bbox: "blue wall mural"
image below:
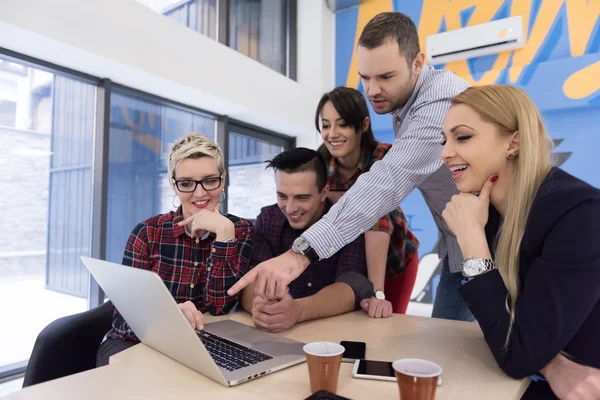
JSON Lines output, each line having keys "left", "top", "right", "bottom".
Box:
{"left": 336, "top": 0, "right": 600, "bottom": 309}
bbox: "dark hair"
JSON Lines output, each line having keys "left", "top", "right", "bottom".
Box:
{"left": 315, "top": 86, "right": 378, "bottom": 162}
{"left": 265, "top": 147, "right": 328, "bottom": 192}
{"left": 358, "top": 12, "right": 420, "bottom": 65}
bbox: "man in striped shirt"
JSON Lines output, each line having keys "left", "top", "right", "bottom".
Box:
{"left": 230, "top": 12, "right": 472, "bottom": 321}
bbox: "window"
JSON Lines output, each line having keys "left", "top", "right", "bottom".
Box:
{"left": 0, "top": 56, "right": 95, "bottom": 371}
{"left": 134, "top": 0, "right": 217, "bottom": 39}
{"left": 0, "top": 77, "right": 18, "bottom": 127}
{"left": 0, "top": 59, "right": 27, "bottom": 76}
{"left": 134, "top": 0, "right": 295, "bottom": 77}
{"left": 0, "top": 78, "right": 17, "bottom": 98}
{"left": 105, "top": 90, "right": 216, "bottom": 264}
{"left": 0, "top": 100, "right": 16, "bottom": 127}
{"left": 227, "top": 125, "right": 292, "bottom": 219}
{"left": 228, "top": 0, "right": 290, "bottom": 75}
{"left": 0, "top": 49, "right": 293, "bottom": 381}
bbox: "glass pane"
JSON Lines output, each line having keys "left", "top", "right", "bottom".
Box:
{"left": 227, "top": 131, "right": 284, "bottom": 219}
{"left": 229, "top": 0, "right": 288, "bottom": 74}
{"left": 106, "top": 91, "right": 215, "bottom": 264}
{"left": 134, "top": 0, "right": 217, "bottom": 40}
{"left": 0, "top": 56, "right": 94, "bottom": 369}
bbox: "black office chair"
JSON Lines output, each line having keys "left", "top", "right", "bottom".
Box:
{"left": 22, "top": 300, "right": 114, "bottom": 387}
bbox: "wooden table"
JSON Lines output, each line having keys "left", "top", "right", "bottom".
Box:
{"left": 3, "top": 311, "right": 530, "bottom": 399}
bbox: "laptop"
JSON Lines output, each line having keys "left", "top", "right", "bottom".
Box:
{"left": 81, "top": 256, "right": 306, "bottom": 387}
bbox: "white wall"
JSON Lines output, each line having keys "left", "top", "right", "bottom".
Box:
{"left": 0, "top": 0, "right": 335, "bottom": 149}
{"left": 296, "top": 0, "right": 336, "bottom": 148}
{"left": 297, "top": 0, "right": 336, "bottom": 96}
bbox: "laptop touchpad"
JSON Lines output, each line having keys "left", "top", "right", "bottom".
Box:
{"left": 230, "top": 331, "right": 305, "bottom": 356}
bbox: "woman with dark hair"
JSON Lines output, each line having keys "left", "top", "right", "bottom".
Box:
{"left": 315, "top": 86, "right": 419, "bottom": 317}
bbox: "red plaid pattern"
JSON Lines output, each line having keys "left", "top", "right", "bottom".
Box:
{"left": 327, "top": 142, "right": 419, "bottom": 278}
{"left": 106, "top": 208, "right": 254, "bottom": 341}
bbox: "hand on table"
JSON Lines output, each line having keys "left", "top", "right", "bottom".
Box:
{"left": 251, "top": 294, "right": 299, "bottom": 333}
{"left": 360, "top": 297, "right": 393, "bottom": 318}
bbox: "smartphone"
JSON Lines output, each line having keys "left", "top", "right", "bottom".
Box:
{"left": 352, "top": 359, "right": 443, "bottom": 386}
{"left": 340, "top": 341, "right": 366, "bottom": 363}
{"left": 352, "top": 359, "right": 396, "bottom": 382}
{"left": 303, "top": 390, "right": 351, "bottom": 400}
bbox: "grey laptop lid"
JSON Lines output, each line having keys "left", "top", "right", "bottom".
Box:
{"left": 81, "top": 256, "right": 305, "bottom": 386}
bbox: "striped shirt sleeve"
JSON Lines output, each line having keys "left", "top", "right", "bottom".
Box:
{"left": 303, "top": 98, "right": 452, "bottom": 260}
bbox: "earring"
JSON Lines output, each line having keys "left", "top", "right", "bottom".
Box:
{"left": 172, "top": 195, "right": 181, "bottom": 209}
{"left": 219, "top": 190, "right": 226, "bottom": 203}
{"left": 507, "top": 153, "right": 515, "bottom": 160}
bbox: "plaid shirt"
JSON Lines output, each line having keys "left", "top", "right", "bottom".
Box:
{"left": 327, "top": 142, "right": 419, "bottom": 278}
{"left": 106, "top": 208, "right": 254, "bottom": 341}
{"left": 250, "top": 202, "right": 368, "bottom": 306}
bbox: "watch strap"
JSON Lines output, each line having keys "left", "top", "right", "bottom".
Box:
{"left": 303, "top": 245, "right": 319, "bottom": 263}
{"left": 478, "top": 258, "right": 495, "bottom": 273}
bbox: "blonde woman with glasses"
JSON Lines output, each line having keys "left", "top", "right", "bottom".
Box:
{"left": 97, "top": 133, "right": 254, "bottom": 366}
{"left": 441, "top": 85, "right": 600, "bottom": 399}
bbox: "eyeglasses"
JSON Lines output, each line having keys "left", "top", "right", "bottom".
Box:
{"left": 172, "top": 176, "right": 222, "bottom": 193}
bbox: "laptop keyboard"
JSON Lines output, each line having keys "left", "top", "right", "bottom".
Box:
{"left": 197, "top": 330, "right": 273, "bottom": 371}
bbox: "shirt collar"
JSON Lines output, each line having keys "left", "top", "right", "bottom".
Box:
{"left": 357, "top": 146, "right": 375, "bottom": 173}
{"left": 391, "top": 64, "right": 432, "bottom": 120}
{"left": 328, "top": 147, "right": 372, "bottom": 179}
{"left": 327, "top": 155, "right": 339, "bottom": 178}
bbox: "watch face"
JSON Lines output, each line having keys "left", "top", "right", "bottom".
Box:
{"left": 293, "top": 236, "right": 309, "bottom": 252}
{"left": 375, "top": 291, "right": 385, "bottom": 300}
{"left": 462, "top": 259, "right": 481, "bottom": 277}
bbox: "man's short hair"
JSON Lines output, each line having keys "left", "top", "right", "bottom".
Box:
{"left": 266, "top": 148, "right": 328, "bottom": 192}
{"left": 358, "top": 12, "right": 420, "bottom": 64}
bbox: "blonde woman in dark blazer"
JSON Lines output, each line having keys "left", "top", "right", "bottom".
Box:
{"left": 441, "top": 85, "right": 600, "bottom": 399}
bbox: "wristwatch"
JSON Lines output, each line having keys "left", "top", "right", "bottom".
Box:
{"left": 374, "top": 290, "right": 385, "bottom": 300}
{"left": 461, "top": 256, "right": 496, "bottom": 278}
{"left": 292, "top": 236, "right": 319, "bottom": 264}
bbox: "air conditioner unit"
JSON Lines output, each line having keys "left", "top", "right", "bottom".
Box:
{"left": 426, "top": 16, "right": 524, "bottom": 65}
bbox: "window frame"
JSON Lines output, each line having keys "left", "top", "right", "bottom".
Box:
{"left": 0, "top": 46, "right": 296, "bottom": 380}
{"left": 221, "top": 119, "right": 295, "bottom": 215}
{"left": 218, "top": 0, "right": 297, "bottom": 79}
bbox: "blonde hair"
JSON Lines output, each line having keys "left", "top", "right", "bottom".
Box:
{"left": 167, "top": 133, "right": 225, "bottom": 179}
{"left": 451, "top": 85, "right": 552, "bottom": 344}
